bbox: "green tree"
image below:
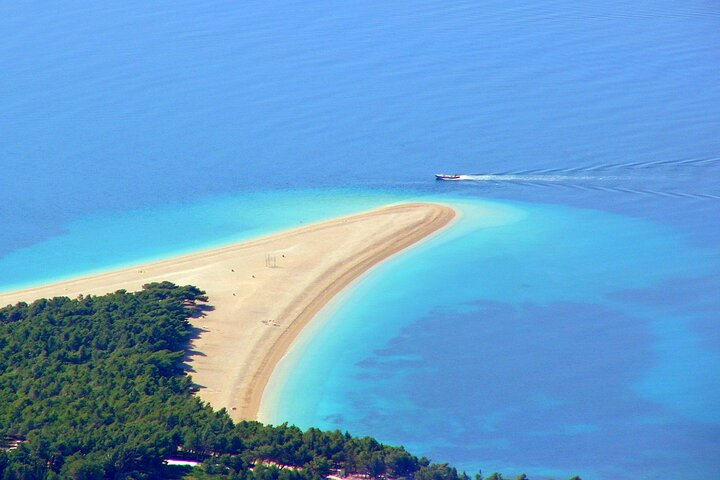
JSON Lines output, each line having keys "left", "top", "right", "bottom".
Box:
{"left": 0, "top": 283, "right": 547, "bottom": 480}
{"left": 416, "top": 463, "right": 461, "bottom": 480}
{"left": 385, "top": 448, "right": 418, "bottom": 477}
{"left": 60, "top": 455, "right": 105, "bottom": 480}
{"left": 307, "top": 456, "right": 332, "bottom": 478}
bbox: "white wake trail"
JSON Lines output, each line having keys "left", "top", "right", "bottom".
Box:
{"left": 460, "top": 174, "right": 620, "bottom": 182}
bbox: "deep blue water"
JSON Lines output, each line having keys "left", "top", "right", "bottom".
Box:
{"left": 1, "top": 1, "right": 719, "bottom": 479}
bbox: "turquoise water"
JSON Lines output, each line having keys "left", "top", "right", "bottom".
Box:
{"left": 0, "top": 189, "right": 408, "bottom": 291}
{"left": 2, "top": 1, "right": 719, "bottom": 478}
{"left": 261, "top": 198, "right": 719, "bottom": 479}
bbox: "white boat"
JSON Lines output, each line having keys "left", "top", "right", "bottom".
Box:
{"left": 435, "top": 174, "right": 462, "bottom": 181}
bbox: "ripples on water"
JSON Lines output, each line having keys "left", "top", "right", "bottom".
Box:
{"left": 450, "top": 156, "right": 720, "bottom": 199}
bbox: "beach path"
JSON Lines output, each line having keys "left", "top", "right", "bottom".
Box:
{"left": 0, "top": 203, "right": 455, "bottom": 420}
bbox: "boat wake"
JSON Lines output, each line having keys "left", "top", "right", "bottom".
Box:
{"left": 441, "top": 155, "right": 720, "bottom": 200}
{"left": 458, "top": 174, "right": 620, "bottom": 182}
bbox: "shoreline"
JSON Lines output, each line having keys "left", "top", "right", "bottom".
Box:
{"left": 0, "top": 202, "right": 456, "bottom": 421}
{"left": 246, "top": 203, "right": 457, "bottom": 419}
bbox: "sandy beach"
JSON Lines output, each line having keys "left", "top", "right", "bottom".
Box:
{"left": 0, "top": 202, "right": 455, "bottom": 420}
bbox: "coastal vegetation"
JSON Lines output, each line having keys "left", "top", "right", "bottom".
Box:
{"left": 0, "top": 282, "right": 579, "bottom": 480}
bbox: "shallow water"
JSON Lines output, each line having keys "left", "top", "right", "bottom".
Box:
{"left": 2, "top": 1, "right": 719, "bottom": 478}
{"left": 262, "top": 198, "right": 720, "bottom": 479}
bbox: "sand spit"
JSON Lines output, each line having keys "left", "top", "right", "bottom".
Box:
{"left": 0, "top": 203, "right": 455, "bottom": 420}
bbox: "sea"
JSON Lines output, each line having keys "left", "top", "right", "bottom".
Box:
{"left": 1, "top": 1, "right": 718, "bottom": 479}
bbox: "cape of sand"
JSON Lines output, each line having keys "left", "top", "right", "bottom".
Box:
{"left": 0, "top": 202, "right": 455, "bottom": 420}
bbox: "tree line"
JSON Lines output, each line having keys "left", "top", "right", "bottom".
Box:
{"left": 0, "top": 282, "right": 580, "bottom": 480}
